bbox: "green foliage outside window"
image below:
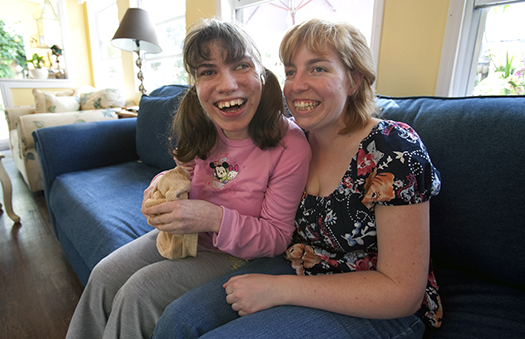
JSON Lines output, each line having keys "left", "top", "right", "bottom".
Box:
{"left": 0, "top": 19, "right": 27, "bottom": 78}
{"left": 473, "top": 5, "right": 525, "bottom": 96}
{"left": 474, "top": 51, "right": 525, "bottom": 95}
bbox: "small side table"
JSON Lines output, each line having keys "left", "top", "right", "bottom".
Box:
{"left": 0, "top": 154, "right": 20, "bottom": 223}
{"left": 116, "top": 108, "right": 139, "bottom": 119}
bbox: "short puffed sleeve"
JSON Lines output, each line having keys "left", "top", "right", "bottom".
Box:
{"left": 359, "top": 120, "right": 441, "bottom": 209}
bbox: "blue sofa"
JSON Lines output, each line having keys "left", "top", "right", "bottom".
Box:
{"left": 33, "top": 89, "right": 524, "bottom": 338}
{"left": 33, "top": 84, "right": 188, "bottom": 285}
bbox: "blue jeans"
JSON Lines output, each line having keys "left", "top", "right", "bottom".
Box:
{"left": 153, "top": 256, "right": 426, "bottom": 339}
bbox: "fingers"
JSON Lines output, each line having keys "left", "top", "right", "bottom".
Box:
{"left": 144, "top": 200, "right": 178, "bottom": 220}
{"left": 226, "top": 292, "right": 249, "bottom": 317}
{"left": 223, "top": 275, "right": 252, "bottom": 316}
{"left": 148, "top": 216, "right": 176, "bottom": 232}
{"left": 223, "top": 275, "right": 243, "bottom": 289}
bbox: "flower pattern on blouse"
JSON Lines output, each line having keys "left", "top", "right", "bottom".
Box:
{"left": 286, "top": 120, "right": 443, "bottom": 328}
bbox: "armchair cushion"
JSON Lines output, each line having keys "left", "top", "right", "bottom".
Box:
{"left": 33, "top": 88, "right": 78, "bottom": 113}
{"left": 6, "top": 86, "right": 124, "bottom": 192}
{"left": 4, "top": 106, "right": 36, "bottom": 131}
{"left": 136, "top": 85, "right": 188, "bottom": 170}
{"left": 17, "top": 109, "right": 119, "bottom": 152}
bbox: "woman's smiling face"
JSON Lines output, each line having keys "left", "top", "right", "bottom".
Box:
{"left": 195, "top": 40, "right": 262, "bottom": 140}
{"left": 283, "top": 44, "right": 357, "bottom": 134}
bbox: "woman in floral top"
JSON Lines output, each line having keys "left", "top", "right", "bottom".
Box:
{"left": 153, "top": 19, "right": 442, "bottom": 339}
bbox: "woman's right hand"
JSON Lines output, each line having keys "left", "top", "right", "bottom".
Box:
{"left": 145, "top": 198, "right": 223, "bottom": 234}
{"left": 223, "top": 274, "right": 285, "bottom": 316}
{"left": 141, "top": 174, "right": 163, "bottom": 215}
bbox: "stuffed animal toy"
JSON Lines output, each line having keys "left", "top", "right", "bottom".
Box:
{"left": 144, "top": 166, "right": 198, "bottom": 259}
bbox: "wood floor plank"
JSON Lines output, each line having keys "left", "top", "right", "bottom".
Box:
{"left": 0, "top": 150, "right": 83, "bottom": 339}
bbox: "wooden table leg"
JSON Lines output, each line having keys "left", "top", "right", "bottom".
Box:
{"left": 0, "top": 154, "right": 20, "bottom": 224}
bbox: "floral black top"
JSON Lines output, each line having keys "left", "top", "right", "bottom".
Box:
{"left": 285, "top": 120, "right": 443, "bottom": 328}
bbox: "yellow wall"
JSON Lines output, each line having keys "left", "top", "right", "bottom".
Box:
{"left": 185, "top": 0, "right": 217, "bottom": 29}
{"left": 66, "top": 0, "right": 92, "bottom": 87}
{"left": 376, "top": 0, "right": 450, "bottom": 96}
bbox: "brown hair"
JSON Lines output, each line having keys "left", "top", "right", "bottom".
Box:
{"left": 279, "top": 18, "right": 377, "bottom": 134}
{"left": 173, "top": 19, "right": 287, "bottom": 163}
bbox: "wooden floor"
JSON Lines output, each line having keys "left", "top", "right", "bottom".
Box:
{"left": 0, "top": 150, "right": 84, "bottom": 338}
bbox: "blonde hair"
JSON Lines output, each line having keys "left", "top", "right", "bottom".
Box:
{"left": 279, "top": 18, "right": 377, "bottom": 134}
{"left": 173, "top": 19, "right": 287, "bottom": 163}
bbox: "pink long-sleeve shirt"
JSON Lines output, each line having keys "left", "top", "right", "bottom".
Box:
{"left": 187, "top": 118, "right": 311, "bottom": 259}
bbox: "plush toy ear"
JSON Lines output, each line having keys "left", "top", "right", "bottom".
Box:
{"left": 222, "top": 162, "right": 229, "bottom": 168}
{"left": 209, "top": 162, "right": 216, "bottom": 169}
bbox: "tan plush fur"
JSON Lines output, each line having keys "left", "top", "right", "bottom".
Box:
{"left": 145, "top": 166, "right": 198, "bottom": 259}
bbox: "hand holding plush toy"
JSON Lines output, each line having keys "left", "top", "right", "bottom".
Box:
{"left": 144, "top": 166, "right": 198, "bottom": 259}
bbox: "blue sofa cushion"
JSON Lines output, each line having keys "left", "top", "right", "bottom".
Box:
{"left": 377, "top": 95, "right": 525, "bottom": 289}
{"left": 423, "top": 268, "right": 525, "bottom": 339}
{"left": 376, "top": 96, "right": 525, "bottom": 338}
{"left": 48, "top": 160, "right": 160, "bottom": 285}
{"left": 136, "top": 85, "right": 189, "bottom": 171}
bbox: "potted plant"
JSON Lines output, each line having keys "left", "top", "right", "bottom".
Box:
{"left": 27, "top": 53, "right": 48, "bottom": 79}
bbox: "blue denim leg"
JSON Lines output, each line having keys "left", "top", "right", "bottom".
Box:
{"left": 201, "top": 307, "right": 425, "bottom": 339}
{"left": 152, "top": 256, "right": 295, "bottom": 339}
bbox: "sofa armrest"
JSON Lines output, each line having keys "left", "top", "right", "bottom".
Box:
{"left": 5, "top": 106, "right": 36, "bottom": 131}
{"left": 18, "top": 109, "right": 118, "bottom": 152}
{"left": 33, "top": 118, "right": 139, "bottom": 196}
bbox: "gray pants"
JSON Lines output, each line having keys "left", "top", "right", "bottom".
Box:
{"left": 66, "top": 229, "right": 246, "bottom": 339}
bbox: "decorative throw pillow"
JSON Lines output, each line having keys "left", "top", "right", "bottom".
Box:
{"left": 33, "top": 88, "right": 78, "bottom": 113}
{"left": 80, "top": 88, "right": 126, "bottom": 110}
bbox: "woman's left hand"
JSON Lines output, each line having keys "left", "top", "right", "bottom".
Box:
{"left": 145, "top": 199, "right": 223, "bottom": 234}
{"left": 223, "top": 274, "right": 282, "bottom": 316}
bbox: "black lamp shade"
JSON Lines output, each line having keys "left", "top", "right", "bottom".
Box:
{"left": 111, "top": 8, "right": 162, "bottom": 54}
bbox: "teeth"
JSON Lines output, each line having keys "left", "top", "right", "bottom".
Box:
{"left": 218, "top": 99, "right": 244, "bottom": 109}
{"left": 295, "top": 101, "right": 319, "bottom": 111}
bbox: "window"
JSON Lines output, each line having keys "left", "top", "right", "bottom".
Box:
{"left": 437, "top": 0, "right": 525, "bottom": 96}
{"left": 0, "top": 0, "right": 76, "bottom": 109}
{"left": 139, "top": 0, "right": 187, "bottom": 90}
{"left": 27, "top": 0, "right": 70, "bottom": 79}
{"left": 86, "top": 0, "right": 186, "bottom": 91}
{"left": 1, "top": 0, "right": 72, "bottom": 80}
{"left": 233, "top": 0, "right": 384, "bottom": 84}
{"left": 86, "top": 0, "right": 124, "bottom": 89}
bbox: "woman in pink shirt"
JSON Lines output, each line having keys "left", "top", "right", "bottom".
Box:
{"left": 65, "top": 19, "right": 310, "bottom": 339}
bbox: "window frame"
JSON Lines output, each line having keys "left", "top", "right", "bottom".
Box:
{"left": 436, "top": 0, "right": 525, "bottom": 96}
{"left": 138, "top": 0, "right": 187, "bottom": 90}
{"left": 218, "top": 0, "right": 384, "bottom": 79}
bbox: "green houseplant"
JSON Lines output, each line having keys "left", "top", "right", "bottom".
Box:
{"left": 27, "top": 53, "right": 48, "bottom": 79}
{"left": 27, "top": 53, "right": 45, "bottom": 69}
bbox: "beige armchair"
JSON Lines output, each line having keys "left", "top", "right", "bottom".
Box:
{"left": 4, "top": 87, "right": 126, "bottom": 191}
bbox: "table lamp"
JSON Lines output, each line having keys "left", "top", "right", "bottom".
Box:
{"left": 111, "top": 8, "right": 162, "bottom": 94}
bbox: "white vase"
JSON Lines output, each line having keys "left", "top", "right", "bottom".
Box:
{"left": 30, "top": 68, "right": 49, "bottom": 79}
